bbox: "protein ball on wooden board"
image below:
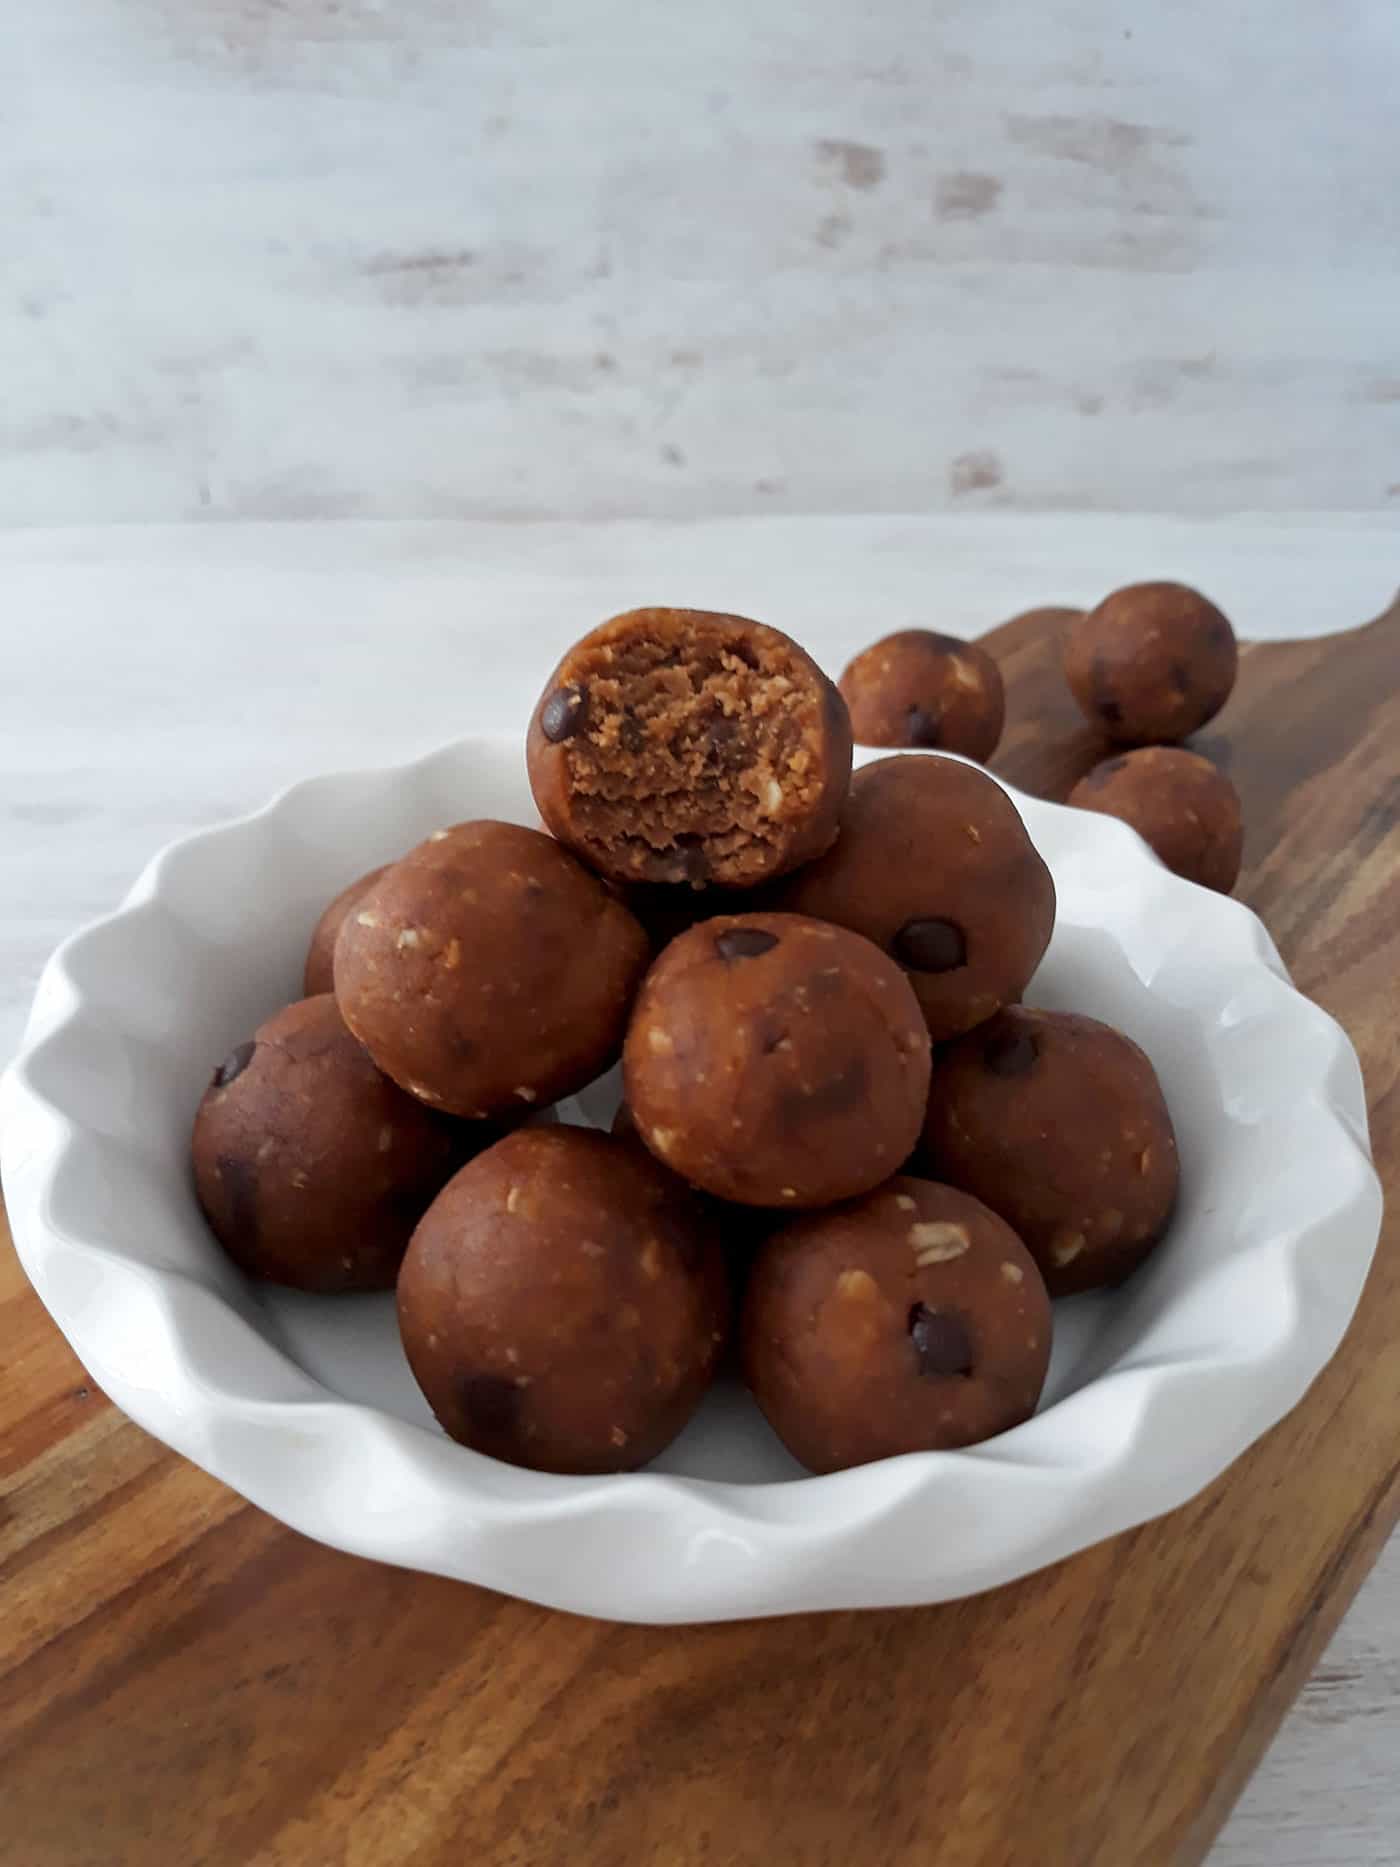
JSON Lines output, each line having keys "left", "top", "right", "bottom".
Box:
{"left": 303, "top": 864, "right": 390, "bottom": 996}
{"left": 397, "top": 1127, "right": 729, "bottom": 1474}
{"left": 1063, "top": 582, "right": 1238, "bottom": 745}
{"left": 922, "top": 1006, "right": 1179, "bottom": 1297}
{"left": 1069, "top": 747, "right": 1244, "bottom": 893}
{"left": 191, "top": 995, "right": 485, "bottom": 1292}
{"left": 838, "top": 630, "right": 1005, "bottom": 761}
{"left": 526, "top": 607, "right": 853, "bottom": 889}
{"left": 742, "top": 1178, "right": 1051, "bottom": 1473}
{"left": 623, "top": 912, "right": 931, "bottom": 1209}
{"left": 775, "top": 754, "right": 1056, "bottom": 1044}
{"left": 333, "top": 821, "right": 649, "bottom": 1119}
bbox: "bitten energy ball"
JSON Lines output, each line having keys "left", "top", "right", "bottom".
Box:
{"left": 839, "top": 629, "right": 1005, "bottom": 761}
{"left": 777, "top": 754, "right": 1056, "bottom": 1043}
{"left": 1069, "top": 747, "right": 1243, "bottom": 893}
{"left": 303, "top": 864, "right": 389, "bottom": 996}
{"left": 623, "top": 912, "right": 931, "bottom": 1208}
{"left": 191, "top": 995, "right": 480, "bottom": 1292}
{"left": 334, "top": 821, "right": 649, "bottom": 1119}
{"left": 922, "top": 1006, "right": 1179, "bottom": 1297}
{"left": 1063, "top": 582, "right": 1238, "bottom": 744}
{"left": 527, "top": 607, "right": 852, "bottom": 888}
{"left": 743, "top": 1178, "right": 1050, "bottom": 1473}
{"left": 397, "top": 1127, "right": 729, "bottom": 1474}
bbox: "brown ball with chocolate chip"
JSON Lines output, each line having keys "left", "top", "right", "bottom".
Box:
{"left": 839, "top": 629, "right": 1005, "bottom": 761}
{"left": 922, "top": 1006, "right": 1179, "bottom": 1297}
{"left": 303, "top": 864, "right": 390, "bottom": 996}
{"left": 1063, "top": 582, "right": 1238, "bottom": 745}
{"left": 742, "top": 1178, "right": 1051, "bottom": 1473}
{"left": 334, "top": 821, "right": 649, "bottom": 1120}
{"left": 397, "top": 1126, "right": 729, "bottom": 1474}
{"left": 527, "top": 607, "right": 853, "bottom": 889}
{"left": 191, "top": 995, "right": 485, "bottom": 1292}
{"left": 1069, "top": 747, "right": 1243, "bottom": 893}
{"left": 624, "top": 912, "right": 931, "bottom": 1209}
{"left": 776, "top": 754, "right": 1056, "bottom": 1044}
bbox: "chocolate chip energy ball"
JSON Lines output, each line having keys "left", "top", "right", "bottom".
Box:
{"left": 623, "top": 912, "right": 931, "bottom": 1208}
{"left": 743, "top": 1178, "right": 1050, "bottom": 1472}
{"left": 838, "top": 630, "right": 1005, "bottom": 761}
{"left": 334, "top": 821, "right": 649, "bottom": 1119}
{"left": 1069, "top": 747, "right": 1243, "bottom": 893}
{"left": 1063, "top": 582, "right": 1238, "bottom": 745}
{"left": 303, "top": 864, "right": 390, "bottom": 996}
{"left": 397, "top": 1127, "right": 729, "bottom": 1474}
{"left": 922, "top": 1006, "right": 1179, "bottom": 1297}
{"left": 191, "top": 995, "right": 481, "bottom": 1291}
{"left": 777, "top": 754, "right": 1056, "bottom": 1043}
{"left": 527, "top": 607, "right": 852, "bottom": 888}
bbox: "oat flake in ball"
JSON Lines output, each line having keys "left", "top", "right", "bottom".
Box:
{"left": 527, "top": 607, "right": 853, "bottom": 889}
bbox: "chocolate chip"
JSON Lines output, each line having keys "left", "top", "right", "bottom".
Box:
{"left": 459, "top": 1374, "right": 519, "bottom": 1436}
{"left": 540, "top": 685, "right": 587, "bottom": 742}
{"left": 715, "top": 927, "right": 779, "bottom": 962}
{"left": 214, "top": 1151, "right": 259, "bottom": 1245}
{"left": 1082, "top": 756, "right": 1128, "bottom": 790}
{"left": 984, "top": 1029, "right": 1038, "bottom": 1076}
{"left": 893, "top": 918, "right": 966, "bottom": 972}
{"left": 908, "top": 1304, "right": 974, "bottom": 1377}
{"left": 1090, "top": 651, "right": 1123, "bottom": 725}
{"left": 212, "top": 1041, "right": 255, "bottom": 1088}
{"left": 905, "top": 704, "right": 942, "bottom": 748}
{"left": 619, "top": 714, "right": 645, "bottom": 754}
{"left": 927, "top": 632, "right": 963, "bottom": 653}
{"left": 1169, "top": 661, "right": 1193, "bottom": 696}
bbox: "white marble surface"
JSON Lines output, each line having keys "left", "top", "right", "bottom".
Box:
{"left": 1, "top": 515, "right": 1397, "bottom": 1862}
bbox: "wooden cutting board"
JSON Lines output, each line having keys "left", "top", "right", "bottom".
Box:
{"left": 3, "top": 600, "right": 1398, "bottom": 1867}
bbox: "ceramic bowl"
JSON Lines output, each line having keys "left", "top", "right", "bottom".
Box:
{"left": 2, "top": 739, "right": 1381, "bottom": 1622}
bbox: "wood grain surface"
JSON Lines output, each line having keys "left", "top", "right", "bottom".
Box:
{"left": 3, "top": 601, "right": 1399, "bottom": 1867}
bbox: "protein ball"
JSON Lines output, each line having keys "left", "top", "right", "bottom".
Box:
{"left": 397, "top": 1127, "right": 729, "bottom": 1474}
{"left": 1069, "top": 747, "right": 1243, "bottom": 893}
{"left": 303, "top": 864, "right": 390, "bottom": 996}
{"left": 334, "top": 821, "right": 649, "bottom": 1119}
{"left": 776, "top": 754, "right": 1056, "bottom": 1043}
{"left": 527, "top": 607, "right": 853, "bottom": 888}
{"left": 1063, "top": 582, "right": 1238, "bottom": 745}
{"left": 743, "top": 1178, "right": 1051, "bottom": 1473}
{"left": 623, "top": 912, "right": 931, "bottom": 1209}
{"left": 191, "top": 995, "right": 483, "bottom": 1292}
{"left": 922, "top": 1006, "right": 1179, "bottom": 1297}
{"left": 839, "top": 629, "right": 1005, "bottom": 761}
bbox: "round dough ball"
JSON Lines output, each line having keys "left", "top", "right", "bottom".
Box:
{"left": 742, "top": 1178, "right": 1050, "bottom": 1472}
{"left": 191, "top": 995, "right": 483, "bottom": 1291}
{"left": 1063, "top": 582, "right": 1237, "bottom": 744}
{"left": 527, "top": 607, "right": 852, "bottom": 888}
{"left": 334, "top": 821, "right": 649, "bottom": 1119}
{"left": 1069, "top": 747, "right": 1243, "bottom": 893}
{"left": 397, "top": 1126, "right": 729, "bottom": 1474}
{"left": 839, "top": 629, "right": 1005, "bottom": 761}
{"left": 623, "top": 912, "right": 931, "bottom": 1208}
{"left": 303, "top": 864, "right": 390, "bottom": 996}
{"left": 776, "top": 754, "right": 1056, "bottom": 1043}
{"left": 922, "top": 1006, "right": 1179, "bottom": 1296}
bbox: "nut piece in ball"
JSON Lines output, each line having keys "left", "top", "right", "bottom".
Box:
{"left": 1069, "top": 747, "right": 1243, "bottom": 893}
{"left": 191, "top": 995, "right": 485, "bottom": 1291}
{"left": 334, "top": 821, "right": 649, "bottom": 1119}
{"left": 922, "top": 1006, "right": 1179, "bottom": 1296}
{"left": 623, "top": 912, "right": 931, "bottom": 1208}
{"left": 397, "top": 1127, "right": 729, "bottom": 1474}
{"left": 839, "top": 629, "right": 1005, "bottom": 761}
{"left": 527, "top": 607, "right": 853, "bottom": 888}
{"left": 303, "top": 864, "right": 390, "bottom": 996}
{"left": 742, "top": 1178, "right": 1051, "bottom": 1473}
{"left": 1063, "top": 582, "right": 1237, "bottom": 744}
{"left": 776, "top": 754, "right": 1055, "bottom": 1043}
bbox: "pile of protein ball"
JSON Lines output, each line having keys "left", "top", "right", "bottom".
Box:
{"left": 192, "top": 586, "right": 1239, "bottom": 1477}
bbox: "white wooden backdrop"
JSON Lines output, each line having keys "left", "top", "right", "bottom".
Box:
{"left": 4, "top": 1, "right": 1400, "bottom": 1861}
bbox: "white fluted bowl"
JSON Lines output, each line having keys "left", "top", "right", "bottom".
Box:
{"left": 1, "top": 739, "right": 1381, "bottom": 1622}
